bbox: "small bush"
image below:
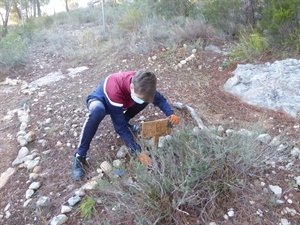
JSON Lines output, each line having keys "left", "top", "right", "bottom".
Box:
{"left": 230, "top": 31, "right": 269, "bottom": 62}
{"left": 0, "top": 32, "right": 27, "bottom": 74}
{"left": 201, "top": 0, "right": 245, "bottom": 38}
{"left": 96, "top": 125, "right": 275, "bottom": 223}
{"left": 78, "top": 197, "right": 97, "bottom": 219}
{"left": 117, "top": 8, "right": 145, "bottom": 31}
{"left": 259, "top": 0, "right": 300, "bottom": 52}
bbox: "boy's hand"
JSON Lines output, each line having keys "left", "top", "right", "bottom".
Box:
{"left": 138, "top": 150, "right": 152, "bottom": 167}
{"left": 168, "top": 114, "right": 179, "bottom": 127}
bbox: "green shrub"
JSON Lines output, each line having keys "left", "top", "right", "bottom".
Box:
{"left": 95, "top": 125, "right": 275, "bottom": 223}
{"left": 78, "top": 197, "right": 97, "bottom": 219}
{"left": 0, "top": 32, "right": 27, "bottom": 73}
{"left": 117, "top": 8, "right": 144, "bottom": 31}
{"left": 201, "top": 0, "right": 245, "bottom": 37}
{"left": 154, "top": 0, "right": 199, "bottom": 18}
{"left": 230, "top": 31, "right": 269, "bottom": 62}
{"left": 259, "top": 0, "right": 300, "bottom": 51}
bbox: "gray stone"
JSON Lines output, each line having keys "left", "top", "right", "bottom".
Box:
{"left": 0, "top": 167, "right": 16, "bottom": 190}
{"left": 61, "top": 205, "right": 72, "bottom": 214}
{"left": 116, "top": 145, "right": 128, "bottom": 158}
{"left": 29, "top": 181, "right": 41, "bottom": 190}
{"left": 224, "top": 59, "right": 300, "bottom": 118}
{"left": 25, "top": 189, "right": 35, "bottom": 199}
{"left": 269, "top": 185, "right": 282, "bottom": 196}
{"left": 256, "top": 133, "right": 272, "bottom": 144}
{"left": 50, "top": 214, "right": 68, "bottom": 225}
{"left": 36, "top": 196, "right": 51, "bottom": 207}
{"left": 67, "top": 195, "right": 81, "bottom": 206}
{"left": 290, "top": 147, "right": 300, "bottom": 158}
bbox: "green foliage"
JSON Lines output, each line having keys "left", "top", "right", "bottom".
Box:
{"left": 117, "top": 8, "right": 144, "bottom": 31}
{"left": 96, "top": 125, "right": 274, "bottom": 223}
{"left": 230, "top": 31, "right": 269, "bottom": 62}
{"left": 259, "top": 0, "right": 300, "bottom": 51}
{"left": 0, "top": 32, "right": 27, "bottom": 74}
{"left": 78, "top": 197, "right": 97, "bottom": 219}
{"left": 283, "top": 28, "right": 300, "bottom": 54}
{"left": 154, "top": 0, "right": 199, "bottom": 18}
{"left": 201, "top": 0, "right": 245, "bottom": 37}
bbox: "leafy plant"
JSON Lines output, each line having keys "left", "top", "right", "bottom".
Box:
{"left": 96, "top": 124, "right": 275, "bottom": 223}
{"left": 201, "top": 0, "right": 245, "bottom": 37}
{"left": 0, "top": 32, "right": 27, "bottom": 74}
{"left": 230, "top": 31, "right": 269, "bottom": 62}
{"left": 259, "top": 0, "right": 300, "bottom": 51}
{"left": 78, "top": 197, "right": 97, "bottom": 219}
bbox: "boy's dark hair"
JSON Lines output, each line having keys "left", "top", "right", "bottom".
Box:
{"left": 132, "top": 69, "right": 157, "bottom": 103}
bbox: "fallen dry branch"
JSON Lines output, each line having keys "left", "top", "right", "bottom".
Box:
{"left": 173, "top": 102, "right": 206, "bottom": 130}
{"left": 173, "top": 102, "right": 225, "bottom": 140}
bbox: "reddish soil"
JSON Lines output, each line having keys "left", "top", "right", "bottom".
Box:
{"left": 0, "top": 42, "right": 299, "bottom": 225}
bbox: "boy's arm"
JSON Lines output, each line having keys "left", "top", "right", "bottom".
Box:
{"left": 153, "top": 91, "right": 179, "bottom": 126}
{"left": 153, "top": 91, "right": 174, "bottom": 116}
{"left": 109, "top": 106, "right": 141, "bottom": 154}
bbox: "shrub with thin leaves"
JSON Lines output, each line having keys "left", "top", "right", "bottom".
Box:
{"left": 201, "top": 0, "right": 245, "bottom": 37}
{"left": 95, "top": 125, "right": 275, "bottom": 223}
{"left": 78, "top": 197, "right": 97, "bottom": 219}
{"left": 259, "top": 0, "right": 300, "bottom": 53}
{"left": 0, "top": 32, "right": 27, "bottom": 74}
{"left": 230, "top": 31, "right": 269, "bottom": 62}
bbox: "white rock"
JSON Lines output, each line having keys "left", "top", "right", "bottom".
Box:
{"left": 25, "top": 189, "right": 35, "bottom": 199}
{"left": 20, "top": 122, "right": 28, "bottom": 131}
{"left": 0, "top": 167, "right": 16, "bottom": 190}
{"left": 116, "top": 145, "right": 128, "bottom": 158}
{"left": 256, "top": 133, "right": 272, "bottom": 144}
{"left": 269, "top": 185, "right": 282, "bottom": 196}
{"left": 74, "top": 188, "right": 85, "bottom": 197}
{"left": 113, "top": 159, "right": 121, "bottom": 168}
{"left": 18, "top": 136, "right": 28, "bottom": 146}
{"left": 5, "top": 210, "right": 11, "bottom": 219}
{"left": 294, "top": 176, "right": 300, "bottom": 186}
{"left": 50, "top": 214, "right": 68, "bottom": 225}
{"left": 290, "top": 147, "right": 300, "bottom": 158}
{"left": 279, "top": 218, "right": 291, "bottom": 225}
{"left": 29, "top": 181, "right": 41, "bottom": 190}
{"left": 68, "top": 195, "right": 81, "bottom": 206}
{"left": 23, "top": 199, "right": 32, "bottom": 207}
{"left": 16, "top": 130, "right": 26, "bottom": 137}
{"left": 24, "top": 131, "right": 36, "bottom": 142}
{"left": 100, "top": 161, "right": 112, "bottom": 174}
{"left": 61, "top": 205, "right": 72, "bottom": 214}
{"left": 227, "top": 210, "right": 234, "bottom": 217}
{"left": 36, "top": 196, "right": 51, "bottom": 207}
{"left": 4, "top": 203, "right": 10, "bottom": 211}
{"left": 25, "top": 159, "right": 40, "bottom": 170}
{"left": 223, "top": 214, "right": 229, "bottom": 220}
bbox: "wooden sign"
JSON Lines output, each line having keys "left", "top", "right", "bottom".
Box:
{"left": 141, "top": 119, "right": 171, "bottom": 146}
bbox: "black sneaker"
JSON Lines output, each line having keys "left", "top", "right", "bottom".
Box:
{"left": 127, "top": 123, "right": 140, "bottom": 133}
{"left": 71, "top": 154, "right": 87, "bottom": 181}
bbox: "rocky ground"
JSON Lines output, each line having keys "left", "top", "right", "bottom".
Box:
{"left": 0, "top": 40, "right": 300, "bottom": 225}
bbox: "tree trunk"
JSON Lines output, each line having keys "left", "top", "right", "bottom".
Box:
{"left": 244, "top": 0, "right": 255, "bottom": 27}
{"left": 24, "top": 0, "right": 29, "bottom": 19}
{"left": 65, "top": 0, "right": 69, "bottom": 12}
{"left": 13, "top": 2, "right": 22, "bottom": 19}
{"left": 1, "top": 0, "right": 14, "bottom": 37}
{"left": 37, "top": 0, "right": 41, "bottom": 17}
{"left": 33, "top": 0, "right": 36, "bottom": 17}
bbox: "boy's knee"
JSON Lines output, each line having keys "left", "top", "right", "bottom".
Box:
{"left": 88, "top": 101, "right": 106, "bottom": 120}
